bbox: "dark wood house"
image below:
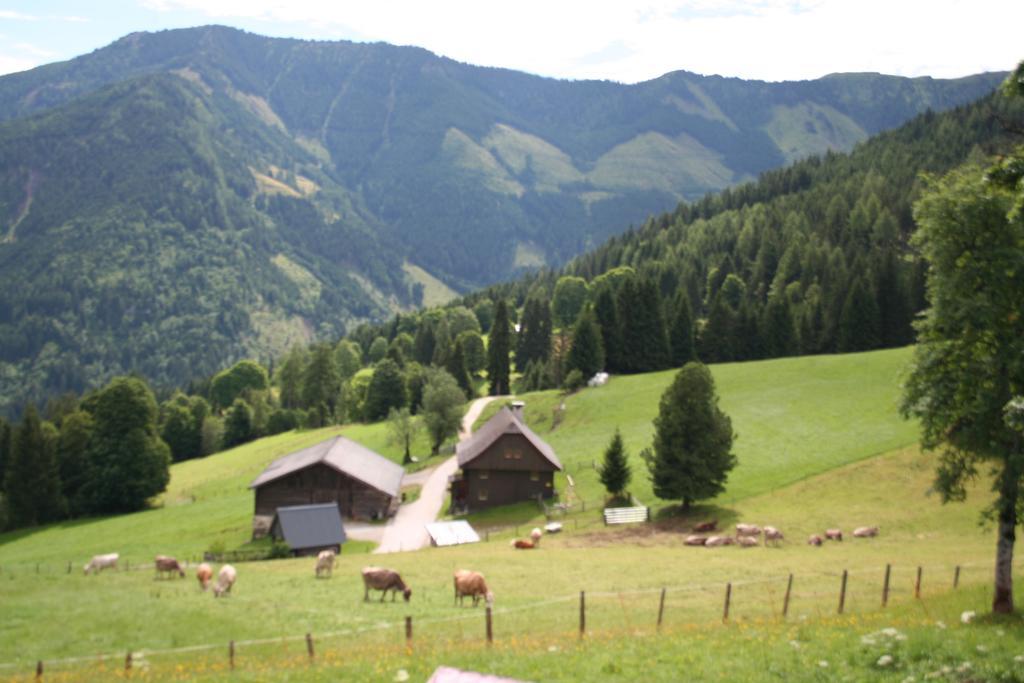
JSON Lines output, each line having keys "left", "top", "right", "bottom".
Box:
{"left": 250, "top": 436, "right": 403, "bottom": 537}
{"left": 453, "top": 403, "right": 562, "bottom": 511}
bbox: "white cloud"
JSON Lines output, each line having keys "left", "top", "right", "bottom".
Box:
{"left": 113, "top": 1, "right": 1024, "bottom": 81}
{"left": 0, "top": 54, "right": 39, "bottom": 75}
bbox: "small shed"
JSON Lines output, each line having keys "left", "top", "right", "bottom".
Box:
{"left": 425, "top": 520, "right": 481, "bottom": 547}
{"left": 453, "top": 402, "right": 562, "bottom": 512}
{"left": 270, "top": 503, "right": 347, "bottom": 557}
{"left": 250, "top": 435, "right": 404, "bottom": 536}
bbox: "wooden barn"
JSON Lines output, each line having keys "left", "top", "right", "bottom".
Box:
{"left": 453, "top": 402, "right": 562, "bottom": 511}
{"left": 250, "top": 436, "right": 403, "bottom": 537}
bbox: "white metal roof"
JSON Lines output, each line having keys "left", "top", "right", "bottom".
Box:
{"left": 425, "top": 520, "right": 481, "bottom": 547}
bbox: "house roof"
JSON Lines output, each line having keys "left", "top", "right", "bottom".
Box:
{"left": 456, "top": 406, "right": 562, "bottom": 470}
{"left": 249, "top": 435, "right": 404, "bottom": 497}
{"left": 271, "top": 503, "right": 347, "bottom": 550}
{"left": 425, "top": 520, "right": 481, "bottom": 547}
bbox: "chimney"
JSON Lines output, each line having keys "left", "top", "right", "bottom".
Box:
{"left": 510, "top": 400, "right": 526, "bottom": 423}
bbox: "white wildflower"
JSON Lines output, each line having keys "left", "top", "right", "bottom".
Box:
{"left": 997, "top": 629, "right": 1006, "bottom": 637}
{"left": 789, "top": 640, "right": 801, "bottom": 650}
{"left": 818, "top": 660, "right": 829, "bottom": 668}
{"left": 940, "top": 665, "right": 952, "bottom": 674}
{"left": 977, "top": 644, "right": 989, "bottom": 654}
{"left": 957, "top": 662, "right": 972, "bottom": 673}
{"left": 895, "top": 633, "right": 908, "bottom": 641}
{"left": 861, "top": 635, "right": 878, "bottom": 646}
{"left": 961, "top": 610, "right": 976, "bottom": 624}
{"left": 877, "top": 654, "right": 894, "bottom": 667}
{"left": 548, "top": 645, "right": 559, "bottom": 653}
{"left": 1015, "top": 654, "right": 1024, "bottom": 663}
{"left": 902, "top": 677, "right": 916, "bottom": 683}
{"left": 936, "top": 621, "right": 947, "bottom": 630}
{"left": 882, "top": 627, "right": 899, "bottom": 637}
{"left": 394, "top": 670, "right": 410, "bottom": 682}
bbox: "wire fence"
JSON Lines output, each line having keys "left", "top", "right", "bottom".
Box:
{"left": 1, "top": 557, "right": 1012, "bottom": 680}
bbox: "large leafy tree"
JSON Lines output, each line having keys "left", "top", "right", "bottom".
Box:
{"left": 364, "top": 358, "right": 407, "bottom": 422}
{"left": 81, "top": 376, "right": 171, "bottom": 513}
{"left": 646, "top": 362, "right": 736, "bottom": 509}
{"left": 551, "top": 276, "right": 589, "bottom": 329}
{"left": 387, "top": 407, "right": 420, "bottom": 465}
{"left": 302, "top": 343, "right": 341, "bottom": 425}
{"left": 421, "top": 369, "right": 466, "bottom": 454}
{"left": 901, "top": 72, "right": 1024, "bottom": 613}
{"left": 222, "top": 398, "right": 256, "bottom": 449}
{"left": 58, "top": 409, "right": 94, "bottom": 515}
{"left": 487, "top": 300, "right": 512, "bottom": 396}
{"left": 210, "top": 360, "right": 269, "bottom": 411}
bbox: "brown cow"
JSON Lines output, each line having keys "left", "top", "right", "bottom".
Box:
{"left": 361, "top": 566, "right": 411, "bottom": 602}
{"left": 454, "top": 570, "right": 494, "bottom": 607}
{"left": 684, "top": 535, "right": 708, "bottom": 546}
{"left": 693, "top": 520, "right": 717, "bottom": 533}
{"left": 196, "top": 563, "right": 213, "bottom": 591}
{"left": 155, "top": 555, "right": 185, "bottom": 579}
{"left": 737, "top": 536, "right": 759, "bottom": 548}
{"left": 807, "top": 534, "right": 824, "bottom": 546}
{"left": 705, "top": 535, "right": 734, "bottom": 547}
{"left": 763, "top": 526, "right": 784, "bottom": 546}
{"left": 853, "top": 526, "right": 879, "bottom": 538}
{"left": 825, "top": 529, "right": 843, "bottom": 541}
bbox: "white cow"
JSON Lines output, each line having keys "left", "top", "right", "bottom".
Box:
{"left": 84, "top": 553, "right": 119, "bottom": 575}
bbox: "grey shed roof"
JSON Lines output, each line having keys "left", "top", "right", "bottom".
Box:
{"left": 457, "top": 406, "right": 562, "bottom": 470}
{"left": 249, "top": 435, "right": 404, "bottom": 497}
{"left": 272, "top": 503, "right": 347, "bottom": 550}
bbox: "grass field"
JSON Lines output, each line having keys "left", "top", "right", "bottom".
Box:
{"left": 1, "top": 345, "right": 1011, "bottom": 682}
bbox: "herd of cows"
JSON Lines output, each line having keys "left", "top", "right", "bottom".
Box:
{"left": 83, "top": 552, "right": 237, "bottom": 596}
{"left": 681, "top": 522, "right": 880, "bottom": 547}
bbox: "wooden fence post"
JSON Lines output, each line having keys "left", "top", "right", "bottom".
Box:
{"left": 229, "top": 641, "right": 235, "bottom": 670}
{"left": 579, "top": 591, "right": 586, "bottom": 638}
{"left": 35, "top": 660, "right": 42, "bottom": 679}
{"left": 405, "top": 616, "right": 413, "bottom": 644}
{"left": 486, "top": 606, "right": 493, "bottom": 644}
{"left": 305, "top": 632, "right": 314, "bottom": 661}
{"left": 657, "top": 587, "right": 666, "bottom": 630}
{"left": 67, "top": 561, "right": 71, "bottom": 574}
{"left": 783, "top": 574, "right": 793, "bottom": 618}
{"left": 125, "top": 652, "right": 132, "bottom": 671}
{"left": 915, "top": 566, "right": 922, "bottom": 599}
{"left": 954, "top": 565, "right": 960, "bottom": 589}
{"left": 838, "top": 570, "right": 848, "bottom": 614}
{"left": 723, "top": 583, "right": 732, "bottom": 623}
{"left": 882, "top": 564, "right": 891, "bottom": 607}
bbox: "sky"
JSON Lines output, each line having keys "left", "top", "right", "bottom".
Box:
{"left": 0, "top": 1, "right": 1020, "bottom": 83}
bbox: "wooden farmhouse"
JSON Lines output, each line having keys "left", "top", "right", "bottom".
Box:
{"left": 249, "top": 435, "right": 403, "bottom": 537}
{"left": 453, "top": 402, "right": 562, "bottom": 511}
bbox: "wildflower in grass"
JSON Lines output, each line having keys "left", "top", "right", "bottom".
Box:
{"left": 789, "top": 640, "right": 801, "bottom": 650}
{"left": 956, "top": 662, "right": 972, "bottom": 673}
{"left": 976, "top": 645, "right": 988, "bottom": 654}
{"left": 997, "top": 629, "right": 1006, "bottom": 637}
{"left": 881, "top": 627, "right": 899, "bottom": 637}
{"left": 817, "top": 660, "right": 828, "bottom": 668}
{"left": 936, "top": 621, "right": 947, "bottom": 630}
{"left": 548, "top": 646, "right": 559, "bottom": 653}
{"left": 394, "top": 669, "right": 410, "bottom": 682}
{"left": 877, "top": 654, "right": 894, "bottom": 667}
{"left": 902, "top": 677, "right": 916, "bottom": 683}
{"left": 960, "top": 611, "right": 975, "bottom": 624}
{"left": 861, "top": 636, "right": 877, "bottom": 646}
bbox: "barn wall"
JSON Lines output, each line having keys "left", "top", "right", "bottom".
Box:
{"left": 254, "top": 464, "right": 395, "bottom": 520}
{"left": 465, "top": 469, "right": 554, "bottom": 509}
{"left": 463, "top": 434, "right": 557, "bottom": 472}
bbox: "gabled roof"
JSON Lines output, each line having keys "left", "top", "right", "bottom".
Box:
{"left": 249, "top": 435, "right": 404, "bottom": 497}
{"left": 271, "top": 503, "right": 346, "bottom": 550}
{"left": 456, "top": 406, "right": 562, "bottom": 470}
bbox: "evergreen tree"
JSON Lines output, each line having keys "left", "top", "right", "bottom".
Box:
{"left": 431, "top": 318, "right": 453, "bottom": 367}
{"left": 364, "top": 358, "right": 407, "bottom": 421}
{"left": 594, "top": 287, "right": 625, "bottom": 372}
{"left": 873, "top": 251, "right": 912, "bottom": 347}
{"left": 368, "top": 336, "right": 389, "bottom": 363}
{"left": 761, "top": 295, "right": 797, "bottom": 358}
{"left": 222, "top": 398, "right": 255, "bottom": 449}
{"left": 0, "top": 417, "right": 10, "bottom": 494}
{"left": 515, "top": 296, "right": 552, "bottom": 372}
{"left": 838, "top": 277, "right": 881, "bottom": 351}
{"left": 446, "top": 339, "right": 474, "bottom": 399}
{"left": 58, "top": 410, "right": 92, "bottom": 515}
{"left": 487, "top": 300, "right": 512, "bottom": 395}
{"left": 618, "top": 277, "right": 669, "bottom": 372}
{"left": 4, "top": 405, "right": 65, "bottom": 527}
{"left": 333, "top": 340, "right": 362, "bottom": 380}
{"left": 698, "top": 296, "right": 737, "bottom": 363}
{"left": 566, "top": 305, "right": 605, "bottom": 380}
{"left": 599, "top": 428, "right": 632, "bottom": 499}
{"left": 646, "top": 362, "right": 736, "bottom": 509}
{"left": 457, "top": 330, "right": 486, "bottom": 375}
{"left": 81, "top": 376, "right": 171, "bottom": 514}
{"left": 413, "top": 321, "right": 437, "bottom": 365}
{"left": 473, "top": 299, "right": 495, "bottom": 334}
{"left": 668, "top": 292, "right": 696, "bottom": 366}
{"left": 302, "top": 343, "right": 341, "bottom": 425}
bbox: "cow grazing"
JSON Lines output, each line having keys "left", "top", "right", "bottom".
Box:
{"left": 361, "top": 566, "right": 411, "bottom": 602}
{"left": 513, "top": 528, "right": 543, "bottom": 549}
{"left": 684, "top": 535, "right": 708, "bottom": 546}
{"left": 764, "top": 526, "right": 784, "bottom": 546}
{"left": 315, "top": 550, "right": 336, "bottom": 578}
{"left": 155, "top": 555, "right": 185, "bottom": 579}
{"left": 853, "top": 526, "right": 879, "bottom": 538}
{"left": 807, "top": 534, "right": 824, "bottom": 546}
{"left": 213, "top": 565, "right": 237, "bottom": 597}
{"left": 454, "top": 570, "right": 494, "bottom": 607}
{"left": 735, "top": 523, "right": 762, "bottom": 537}
{"left": 83, "top": 553, "right": 119, "bottom": 575}
{"left": 737, "top": 535, "right": 759, "bottom": 548}
{"left": 705, "top": 535, "right": 734, "bottom": 547}
{"left": 196, "top": 563, "right": 213, "bottom": 591}
{"left": 693, "top": 520, "right": 717, "bottom": 533}
{"left": 825, "top": 529, "right": 844, "bottom": 542}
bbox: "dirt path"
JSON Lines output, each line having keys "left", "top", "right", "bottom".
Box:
{"left": 373, "top": 395, "right": 502, "bottom": 553}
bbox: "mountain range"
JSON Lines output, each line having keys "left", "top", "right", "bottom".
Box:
{"left": 0, "top": 24, "right": 1007, "bottom": 414}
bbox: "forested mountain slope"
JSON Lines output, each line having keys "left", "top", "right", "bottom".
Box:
{"left": 0, "top": 25, "right": 1005, "bottom": 415}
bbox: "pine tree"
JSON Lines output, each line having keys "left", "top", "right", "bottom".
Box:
{"left": 487, "top": 300, "right": 511, "bottom": 395}
{"left": 0, "top": 417, "right": 10, "bottom": 494}
{"left": 58, "top": 410, "right": 93, "bottom": 515}
{"left": 302, "top": 343, "right": 341, "bottom": 425}
{"left": 646, "top": 362, "right": 736, "bottom": 509}
{"left": 276, "top": 346, "right": 307, "bottom": 409}
{"left": 599, "top": 429, "right": 631, "bottom": 500}
{"left": 668, "top": 292, "right": 696, "bottom": 366}
{"left": 761, "top": 295, "right": 797, "bottom": 358}
{"left": 4, "top": 405, "right": 65, "bottom": 527}
{"left": 515, "top": 296, "right": 552, "bottom": 372}
{"left": 698, "top": 296, "right": 737, "bottom": 363}
{"left": 364, "top": 358, "right": 408, "bottom": 421}
{"left": 446, "top": 339, "right": 474, "bottom": 399}
{"left": 413, "top": 322, "right": 437, "bottom": 366}
{"left": 566, "top": 305, "right": 605, "bottom": 380}
{"left": 594, "top": 287, "right": 625, "bottom": 372}
{"left": 838, "top": 277, "right": 881, "bottom": 351}
{"left": 222, "top": 398, "right": 255, "bottom": 448}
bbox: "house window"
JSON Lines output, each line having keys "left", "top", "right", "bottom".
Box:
{"left": 504, "top": 451, "right": 523, "bottom": 460}
{"left": 479, "top": 471, "right": 489, "bottom": 480}
{"left": 479, "top": 489, "right": 488, "bottom": 501}
{"left": 530, "top": 471, "right": 539, "bottom": 482}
